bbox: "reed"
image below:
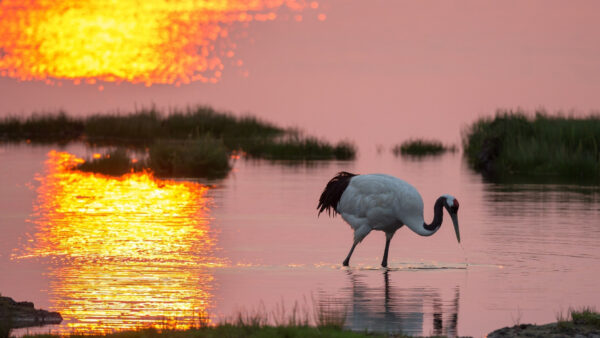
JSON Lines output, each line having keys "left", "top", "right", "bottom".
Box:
{"left": 570, "top": 307, "right": 600, "bottom": 328}
{"left": 0, "top": 112, "right": 84, "bottom": 142}
{"left": 392, "top": 139, "right": 455, "bottom": 156}
{"left": 244, "top": 137, "right": 356, "bottom": 161}
{"left": 76, "top": 148, "right": 140, "bottom": 176}
{"left": 19, "top": 298, "right": 388, "bottom": 338}
{"left": 148, "top": 138, "right": 231, "bottom": 179}
{"left": 85, "top": 109, "right": 161, "bottom": 143}
{"left": 1, "top": 106, "right": 356, "bottom": 162}
{"left": 22, "top": 326, "right": 379, "bottom": 338}
{"left": 76, "top": 137, "right": 231, "bottom": 179}
{"left": 162, "top": 106, "right": 283, "bottom": 144}
{"left": 463, "top": 110, "right": 600, "bottom": 182}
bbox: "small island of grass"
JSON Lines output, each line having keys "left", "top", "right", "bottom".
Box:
{"left": 392, "top": 139, "right": 456, "bottom": 156}
{"left": 463, "top": 110, "right": 600, "bottom": 182}
{"left": 0, "top": 106, "right": 356, "bottom": 178}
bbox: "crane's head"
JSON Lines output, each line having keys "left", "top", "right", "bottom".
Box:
{"left": 442, "top": 194, "right": 460, "bottom": 243}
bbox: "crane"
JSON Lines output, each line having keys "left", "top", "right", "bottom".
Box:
{"left": 317, "top": 172, "right": 461, "bottom": 267}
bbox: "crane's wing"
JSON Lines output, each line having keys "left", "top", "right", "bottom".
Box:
{"left": 337, "top": 174, "right": 424, "bottom": 231}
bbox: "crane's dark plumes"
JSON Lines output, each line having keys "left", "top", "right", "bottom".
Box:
{"left": 317, "top": 171, "right": 357, "bottom": 216}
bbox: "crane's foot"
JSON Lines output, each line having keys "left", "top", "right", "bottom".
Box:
{"left": 381, "top": 262, "right": 388, "bottom": 268}
{"left": 342, "top": 259, "right": 349, "bottom": 266}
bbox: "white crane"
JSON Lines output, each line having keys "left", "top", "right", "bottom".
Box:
{"left": 317, "top": 172, "right": 461, "bottom": 267}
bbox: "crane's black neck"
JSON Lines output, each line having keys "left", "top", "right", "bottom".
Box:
{"left": 423, "top": 196, "right": 446, "bottom": 232}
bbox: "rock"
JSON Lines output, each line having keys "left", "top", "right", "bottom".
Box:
{"left": 0, "top": 296, "right": 62, "bottom": 329}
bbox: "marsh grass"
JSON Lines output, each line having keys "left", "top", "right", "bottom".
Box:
{"left": 571, "top": 306, "right": 600, "bottom": 327}
{"left": 148, "top": 137, "right": 231, "bottom": 179}
{"left": 84, "top": 106, "right": 284, "bottom": 145}
{"left": 312, "top": 294, "right": 348, "bottom": 330}
{"left": 555, "top": 306, "right": 600, "bottom": 333}
{"left": 85, "top": 110, "right": 161, "bottom": 143}
{"left": 0, "top": 312, "right": 12, "bottom": 338}
{"left": 24, "top": 326, "right": 375, "bottom": 338}
{"left": 18, "top": 297, "right": 400, "bottom": 338}
{"left": 0, "top": 112, "right": 84, "bottom": 143}
{"left": 77, "top": 148, "right": 141, "bottom": 176}
{"left": 392, "top": 139, "right": 456, "bottom": 156}
{"left": 1, "top": 106, "right": 356, "bottom": 164}
{"left": 463, "top": 110, "right": 600, "bottom": 182}
{"left": 244, "top": 136, "right": 356, "bottom": 161}
{"left": 75, "top": 137, "right": 231, "bottom": 178}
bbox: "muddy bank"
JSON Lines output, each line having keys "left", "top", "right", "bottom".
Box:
{"left": 488, "top": 322, "right": 600, "bottom": 338}
{"left": 0, "top": 296, "right": 62, "bottom": 329}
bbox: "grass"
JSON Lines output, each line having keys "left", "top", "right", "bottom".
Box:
{"left": 77, "top": 148, "right": 141, "bottom": 176}
{"left": 21, "top": 325, "right": 381, "bottom": 338}
{"left": 244, "top": 135, "right": 356, "bottom": 161}
{"left": 76, "top": 137, "right": 231, "bottom": 179}
{"left": 0, "top": 312, "right": 11, "bottom": 338}
{"left": 555, "top": 306, "right": 600, "bottom": 333}
{"left": 18, "top": 298, "right": 403, "bottom": 338}
{"left": 0, "top": 111, "right": 84, "bottom": 143}
{"left": 392, "top": 139, "right": 456, "bottom": 156}
{"left": 147, "top": 138, "right": 231, "bottom": 179}
{"left": 463, "top": 110, "right": 600, "bottom": 182}
{"left": 0, "top": 106, "right": 356, "bottom": 174}
{"left": 83, "top": 106, "right": 284, "bottom": 146}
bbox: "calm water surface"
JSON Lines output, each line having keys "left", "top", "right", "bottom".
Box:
{"left": 1, "top": 143, "right": 599, "bottom": 337}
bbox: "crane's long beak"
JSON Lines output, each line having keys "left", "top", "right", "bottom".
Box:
{"left": 451, "top": 213, "right": 460, "bottom": 243}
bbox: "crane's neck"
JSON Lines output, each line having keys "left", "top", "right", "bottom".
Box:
{"left": 422, "top": 196, "right": 446, "bottom": 234}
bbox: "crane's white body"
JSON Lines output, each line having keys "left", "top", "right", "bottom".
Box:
{"left": 337, "top": 174, "right": 432, "bottom": 242}
{"left": 318, "top": 171, "right": 460, "bottom": 267}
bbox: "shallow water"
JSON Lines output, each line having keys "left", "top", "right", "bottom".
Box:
{"left": 1, "top": 143, "right": 599, "bottom": 337}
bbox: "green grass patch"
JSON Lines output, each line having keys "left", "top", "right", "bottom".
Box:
{"left": 244, "top": 136, "right": 356, "bottom": 161}
{"left": 18, "top": 297, "right": 407, "bottom": 338}
{"left": 555, "top": 307, "right": 600, "bottom": 334}
{"left": 392, "top": 139, "right": 456, "bottom": 156}
{"left": 571, "top": 307, "right": 600, "bottom": 328}
{"left": 76, "top": 137, "right": 231, "bottom": 179}
{"left": 0, "top": 111, "right": 84, "bottom": 143}
{"left": 463, "top": 110, "right": 600, "bottom": 182}
{"left": 76, "top": 149, "right": 141, "bottom": 176}
{"left": 1, "top": 106, "right": 355, "bottom": 170}
{"left": 148, "top": 138, "right": 231, "bottom": 179}
{"left": 22, "top": 325, "right": 391, "bottom": 338}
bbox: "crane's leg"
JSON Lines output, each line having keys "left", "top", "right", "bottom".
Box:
{"left": 381, "top": 231, "right": 395, "bottom": 268}
{"left": 343, "top": 240, "right": 359, "bottom": 266}
{"left": 344, "top": 225, "right": 371, "bottom": 266}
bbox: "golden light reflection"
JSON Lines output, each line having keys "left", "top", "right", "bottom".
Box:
{"left": 16, "top": 151, "right": 225, "bottom": 333}
{"left": 0, "top": 0, "right": 314, "bottom": 85}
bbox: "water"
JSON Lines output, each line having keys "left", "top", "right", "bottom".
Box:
{"left": 1, "top": 143, "right": 599, "bottom": 337}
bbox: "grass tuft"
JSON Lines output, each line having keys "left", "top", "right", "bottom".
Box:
{"left": 244, "top": 136, "right": 356, "bottom": 161}
{"left": 463, "top": 110, "right": 600, "bottom": 182}
{"left": 76, "top": 149, "right": 140, "bottom": 176}
{"left": 0, "top": 111, "right": 84, "bottom": 143}
{"left": 148, "top": 137, "right": 231, "bottom": 179}
{"left": 570, "top": 306, "right": 600, "bottom": 328}
{"left": 392, "top": 139, "right": 456, "bottom": 156}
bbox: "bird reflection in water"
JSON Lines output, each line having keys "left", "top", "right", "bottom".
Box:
{"left": 16, "top": 151, "right": 225, "bottom": 333}
{"left": 320, "top": 270, "right": 460, "bottom": 337}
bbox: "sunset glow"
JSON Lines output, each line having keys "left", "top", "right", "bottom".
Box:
{"left": 17, "top": 151, "right": 224, "bottom": 332}
{"left": 0, "top": 0, "right": 312, "bottom": 85}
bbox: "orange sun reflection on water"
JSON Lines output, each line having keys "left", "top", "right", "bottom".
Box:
{"left": 16, "top": 151, "right": 225, "bottom": 333}
{"left": 0, "top": 0, "right": 313, "bottom": 85}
